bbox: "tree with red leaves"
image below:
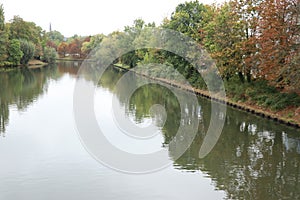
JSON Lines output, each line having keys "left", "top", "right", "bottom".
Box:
{"left": 57, "top": 42, "right": 68, "bottom": 58}
{"left": 256, "top": 0, "right": 299, "bottom": 89}
{"left": 68, "top": 38, "right": 82, "bottom": 58}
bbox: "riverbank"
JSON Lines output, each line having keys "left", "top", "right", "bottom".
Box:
{"left": 56, "top": 57, "right": 96, "bottom": 62}
{"left": 0, "top": 59, "right": 48, "bottom": 71}
{"left": 27, "top": 59, "right": 48, "bottom": 68}
{"left": 114, "top": 64, "right": 300, "bottom": 129}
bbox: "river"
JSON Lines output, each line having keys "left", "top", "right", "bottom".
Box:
{"left": 0, "top": 62, "right": 300, "bottom": 199}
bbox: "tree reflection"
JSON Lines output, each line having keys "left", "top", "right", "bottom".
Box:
{"left": 173, "top": 105, "right": 300, "bottom": 199}
{"left": 0, "top": 63, "right": 78, "bottom": 136}
{"left": 98, "top": 66, "right": 300, "bottom": 199}
{"left": 58, "top": 61, "right": 80, "bottom": 76}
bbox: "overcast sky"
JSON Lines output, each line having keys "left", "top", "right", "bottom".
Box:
{"left": 1, "top": 0, "right": 220, "bottom": 37}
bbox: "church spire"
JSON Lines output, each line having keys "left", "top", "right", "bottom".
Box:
{"left": 49, "top": 23, "right": 52, "bottom": 32}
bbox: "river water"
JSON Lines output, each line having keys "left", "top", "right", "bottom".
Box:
{"left": 0, "top": 62, "right": 300, "bottom": 200}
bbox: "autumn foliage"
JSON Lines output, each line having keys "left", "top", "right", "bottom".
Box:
{"left": 56, "top": 36, "right": 90, "bottom": 58}
{"left": 255, "top": 0, "right": 300, "bottom": 89}
{"left": 201, "top": 0, "right": 299, "bottom": 91}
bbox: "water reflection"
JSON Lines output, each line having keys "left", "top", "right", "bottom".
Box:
{"left": 1, "top": 63, "right": 300, "bottom": 199}
{"left": 0, "top": 63, "right": 79, "bottom": 135}
{"left": 98, "top": 66, "right": 300, "bottom": 199}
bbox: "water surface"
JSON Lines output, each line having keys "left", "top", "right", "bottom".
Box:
{"left": 0, "top": 62, "right": 299, "bottom": 199}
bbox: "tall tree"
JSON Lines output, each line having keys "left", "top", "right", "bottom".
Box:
{"left": 57, "top": 42, "right": 68, "bottom": 57}
{"left": 256, "top": 0, "right": 300, "bottom": 89}
{"left": 119, "top": 19, "right": 147, "bottom": 67}
{"left": 232, "top": 0, "right": 262, "bottom": 82}
{"left": 157, "top": 1, "right": 214, "bottom": 88}
{"left": 9, "top": 16, "right": 41, "bottom": 43}
{"left": 203, "top": 2, "right": 246, "bottom": 81}
{"left": 9, "top": 16, "right": 43, "bottom": 58}
{"left": 46, "top": 30, "right": 64, "bottom": 45}
{"left": 0, "top": 4, "right": 8, "bottom": 64}
{"left": 0, "top": 4, "right": 4, "bottom": 31}
{"left": 163, "top": 0, "right": 210, "bottom": 42}
{"left": 68, "top": 38, "right": 83, "bottom": 58}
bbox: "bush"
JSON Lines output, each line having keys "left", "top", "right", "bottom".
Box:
{"left": 19, "top": 39, "right": 35, "bottom": 65}
{"left": 225, "top": 77, "right": 300, "bottom": 111}
{"left": 42, "top": 47, "right": 57, "bottom": 63}
{"left": 7, "top": 39, "right": 23, "bottom": 66}
{"left": 0, "top": 61, "right": 15, "bottom": 67}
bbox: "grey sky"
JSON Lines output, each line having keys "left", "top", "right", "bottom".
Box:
{"left": 1, "top": 0, "right": 220, "bottom": 37}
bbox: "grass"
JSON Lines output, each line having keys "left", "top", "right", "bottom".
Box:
{"left": 225, "top": 78, "right": 300, "bottom": 111}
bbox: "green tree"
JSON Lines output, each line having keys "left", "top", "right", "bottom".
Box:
{"left": 163, "top": 0, "right": 210, "bottom": 42}
{"left": 0, "top": 4, "right": 4, "bottom": 31}
{"left": 203, "top": 2, "right": 245, "bottom": 81}
{"left": 7, "top": 39, "right": 23, "bottom": 65}
{"left": 156, "top": 1, "right": 212, "bottom": 88}
{"left": 9, "top": 16, "right": 42, "bottom": 43}
{"left": 93, "top": 31, "right": 123, "bottom": 66}
{"left": 0, "top": 4, "right": 8, "bottom": 65}
{"left": 19, "top": 39, "right": 35, "bottom": 65}
{"left": 46, "top": 30, "right": 64, "bottom": 45}
{"left": 9, "top": 16, "right": 43, "bottom": 58}
{"left": 42, "top": 47, "right": 57, "bottom": 63}
{"left": 81, "top": 34, "right": 104, "bottom": 56}
{"left": 119, "top": 19, "right": 147, "bottom": 67}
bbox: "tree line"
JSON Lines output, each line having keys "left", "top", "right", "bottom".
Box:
{"left": 0, "top": 4, "right": 93, "bottom": 66}
{"left": 79, "top": 0, "right": 299, "bottom": 93}
{"left": 101, "top": 0, "right": 299, "bottom": 92}
{"left": 84, "top": 0, "right": 300, "bottom": 113}
{"left": 0, "top": 5, "right": 58, "bottom": 66}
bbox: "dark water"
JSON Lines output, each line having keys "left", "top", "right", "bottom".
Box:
{"left": 0, "top": 62, "right": 300, "bottom": 200}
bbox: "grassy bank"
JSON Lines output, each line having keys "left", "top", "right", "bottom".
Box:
{"left": 56, "top": 57, "right": 96, "bottom": 62}
{"left": 225, "top": 78, "right": 300, "bottom": 124}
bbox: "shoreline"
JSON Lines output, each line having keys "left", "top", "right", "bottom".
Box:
{"left": 27, "top": 59, "right": 48, "bottom": 69}
{"left": 0, "top": 59, "right": 48, "bottom": 71}
{"left": 113, "top": 64, "right": 300, "bottom": 129}
{"left": 56, "top": 58, "right": 96, "bottom": 62}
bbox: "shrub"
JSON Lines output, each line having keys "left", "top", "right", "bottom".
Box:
{"left": 7, "top": 39, "right": 23, "bottom": 66}
{"left": 19, "top": 39, "right": 35, "bottom": 65}
{"left": 225, "top": 77, "right": 300, "bottom": 111}
{"left": 42, "top": 47, "right": 57, "bottom": 63}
